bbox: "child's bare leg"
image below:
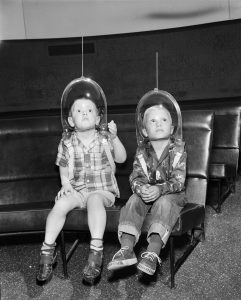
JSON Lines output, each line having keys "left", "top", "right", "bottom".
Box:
{"left": 83, "top": 193, "right": 106, "bottom": 284}
{"left": 44, "top": 196, "right": 78, "bottom": 244}
{"left": 87, "top": 193, "right": 106, "bottom": 247}
{"left": 37, "top": 195, "right": 79, "bottom": 282}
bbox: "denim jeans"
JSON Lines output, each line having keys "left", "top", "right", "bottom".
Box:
{"left": 118, "top": 192, "right": 186, "bottom": 247}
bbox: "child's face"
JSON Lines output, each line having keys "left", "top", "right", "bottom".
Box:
{"left": 143, "top": 106, "right": 174, "bottom": 141}
{"left": 68, "top": 98, "right": 100, "bottom": 131}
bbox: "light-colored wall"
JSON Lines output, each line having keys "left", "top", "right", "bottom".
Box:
{"left": 1, "top": 0, "right": 241, "bottom": 40}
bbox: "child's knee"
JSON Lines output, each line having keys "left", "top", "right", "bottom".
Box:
{"left": 88, "top": 193, "right": 99, "bottom": 201}
{"left": 127, "top": 193, "right": 142, "bottom": 209}
{"left": 87, "top": 193, "right": 105, "bottom": 208}
{"left": 52, "top": 197, "right": 74, "bottom": 214}
{"left": 155, "top": 197, "right": 172, "bottom": 210}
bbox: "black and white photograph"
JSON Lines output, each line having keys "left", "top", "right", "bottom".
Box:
{"left": 0, "top": 1, "right": 241, "bottom": 299}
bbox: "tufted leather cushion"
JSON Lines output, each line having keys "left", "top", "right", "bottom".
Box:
{"left": 0, "top": 116, "right": 61, "bottom": 207}
{"left": 0, "top": 116, "right": 61, "bottom": 182}
{"left": 209, "top": 163, "right": 226, "bottom": 178}
{"left": 209, "top": 108, "right": 240, "bottom": 179}
{"left": 182, "top": 110, "right": 213, "bottom": 179}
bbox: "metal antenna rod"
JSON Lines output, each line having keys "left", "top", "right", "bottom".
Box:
{"left": 81, "top": 36, "right": 84, "bottom": 77}
{"left": 156, "top": 51, "right": 159, "bottom": 90}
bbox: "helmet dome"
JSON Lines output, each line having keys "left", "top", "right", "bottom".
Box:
{"left": 61, "top": 76, "right": 107, "bottom": 132}
{"left": 136, "top": 89, "right": 182, "bottom": 146}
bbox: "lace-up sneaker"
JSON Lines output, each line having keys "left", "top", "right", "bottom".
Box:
{"left": 107, "top": 246, "right": 137, "bottom": 271}
{"left": 137, "top": 251, "right": 162, "bottom": 275}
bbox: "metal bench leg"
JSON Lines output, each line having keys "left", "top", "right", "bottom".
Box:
{"left": 169, "top": 236, "right": 175, "bottom": 288}
{"left": 60, "top": 230, "right": 68, "bottom": 278}
{"left": 216, "top": 179, "right": 222, "bottom": 213}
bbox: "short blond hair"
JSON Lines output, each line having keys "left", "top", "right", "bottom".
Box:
{"left": 143, "top": 105, "right": 172, "bottom": 127}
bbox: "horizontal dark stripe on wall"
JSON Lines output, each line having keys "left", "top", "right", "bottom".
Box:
{"left": 48, "top": 42, "right": 95, "bottom": 56}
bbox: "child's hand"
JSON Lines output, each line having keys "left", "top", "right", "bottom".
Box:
{"left": 141, "top": 185, "right": 160, "bottom": 203}
{"left": 140, "top": 184, "right": 150, "bottom": 195}
{"left": 55, "top": 183, "right": 74, "bottom": 201}
{"left": 140, "top": 184, "right": 151, "bottom": 201}
{"left": 108, "top": 120, "right": 117, "bottom": 140}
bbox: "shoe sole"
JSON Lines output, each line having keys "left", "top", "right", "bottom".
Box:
{"left": 107, "top": 258, "right": 138, "bottom": 271}
{"left": 83, "top": 267, "right": 102, "bottom": 286}
{"left": 137, "top": 262, "right": 155, "bottom": 276}
{"left": 82, "top": 274, "right": 100, "bottom": 285}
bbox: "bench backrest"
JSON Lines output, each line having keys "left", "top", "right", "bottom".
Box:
{"left": 110, "top": 110, "right": 214, "bottom": 206}
{"left": 0, "top": 115, "right": 61, "bottom": 205}
{"left": 0, "top": 110, "right": 213, "bottom": 207}
{"left": 182, "top": 110, "right": 213, "bottom": 205}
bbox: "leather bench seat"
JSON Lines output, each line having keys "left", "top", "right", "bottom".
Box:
{"left": 0, "top": 202, "right": 53, "bottom": 234}
{"left": 62, "top": 202, "right": 205, "bottom": 236}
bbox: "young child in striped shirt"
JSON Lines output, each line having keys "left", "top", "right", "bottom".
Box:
{"left": 108, "top": 104, "right": 186, "bottom": 276}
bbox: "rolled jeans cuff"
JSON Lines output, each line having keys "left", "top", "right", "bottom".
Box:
{"left": 118, "top": 223, "right": 140, "bottom": 246}
{"left": 147, "top": 222, "right": 171, "bottom": 247}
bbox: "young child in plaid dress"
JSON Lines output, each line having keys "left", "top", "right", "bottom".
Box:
{"left": 37, "top": 97, "right": 126, "bottom": 284}
{"left": 107, "top": 104, "right": 187, "bottom": 276}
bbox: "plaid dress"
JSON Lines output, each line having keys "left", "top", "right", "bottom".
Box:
{"left": 56, "top": 131, "right": 120, "bottom": 198}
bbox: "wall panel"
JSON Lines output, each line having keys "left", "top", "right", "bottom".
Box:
{"left": 0, "top": 20, "right": 241, "bottom": 112}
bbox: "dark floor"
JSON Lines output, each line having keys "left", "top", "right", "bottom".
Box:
{"left": 1, "top": 177, "right": 241, "bottom": 300}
